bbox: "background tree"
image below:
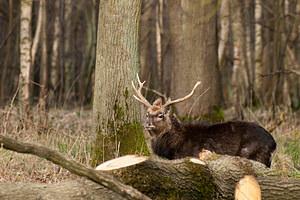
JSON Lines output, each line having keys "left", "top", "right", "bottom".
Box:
{"left": 165, "top": 0, "right": 221, "bottom": 117}
{"left": 0, "top": 0, "right": 13, "bottom": 104}
{"left": 19, "top": 0, "right": 33, "bottom": 117}
{"left": 91, "top": 0, "right": 149, "bottom": 165}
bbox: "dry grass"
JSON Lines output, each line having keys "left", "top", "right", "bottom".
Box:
{"left": 0, "top": 105, "right": 299, "bottom": 183}
{"left": 0, "top": 106, "right": 93, "bottom": 183}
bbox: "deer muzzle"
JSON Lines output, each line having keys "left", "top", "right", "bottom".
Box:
{"left": 145, "top": 122, "right": 155, "bottom": 131}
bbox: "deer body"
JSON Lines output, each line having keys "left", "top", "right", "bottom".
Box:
{"left": 150, "top": 115, "right": 276, "bottom": 167}
{"left": 132, "top": 75, "right": 276, "bottom": 167}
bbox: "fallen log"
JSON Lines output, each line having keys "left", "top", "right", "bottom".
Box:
{"left": 96, "top": 155, "right": 300, "bottom": 200}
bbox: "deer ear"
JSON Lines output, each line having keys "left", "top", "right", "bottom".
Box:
{"left": 153, "top": 97, "right": 163, "bottom": 107}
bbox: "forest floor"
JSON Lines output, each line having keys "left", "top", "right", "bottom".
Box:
{"left": 0, "top": 105, "right": 299, "bottom": 183}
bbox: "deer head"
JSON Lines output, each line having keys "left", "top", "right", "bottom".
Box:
{"left": 132, "top": 74, "right": 201, "bottom": 136}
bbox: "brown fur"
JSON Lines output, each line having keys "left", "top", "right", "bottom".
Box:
{"left": 144, "top": 98, "right": 276, "bottom": 167}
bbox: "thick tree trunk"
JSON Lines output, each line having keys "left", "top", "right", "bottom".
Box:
{"left": 91, "top": 0, "right": 149, "bottom": 165}
{"left": 166, "top": 0, "right": 220, "bottom": 117}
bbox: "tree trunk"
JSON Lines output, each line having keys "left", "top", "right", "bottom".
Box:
{"left": 19, "top": 0, "right": 33, "bottom": 116}
{"left": 218, "top": 0, "right": 229, "bottom": 70}
{"left": 140, "top": 0, "right": 159, "bottom": 94}
{"left": 31, "top": 0, "right": 42, "bottom": 67}
{"left": 49, "top": 0, "right": 60, "bottom": 104}
{"left": 91, "top": 0, "right": 149, "bottom": 165}
{"left": 63, "top": 0, "right": 72, "bottom": 103}
{"left": 0, "top": 0, "right": 13, "bottom": 104}
{"left": 254, "top": 0, "right": 263, "bottom": 102}
{"left": 38, "top": 0, "right": 48, "bottom": 129}
{"left": 166, "top": 0, "right": 220, "bottom": 117}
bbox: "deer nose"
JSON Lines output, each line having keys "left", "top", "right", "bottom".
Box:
{"left": 145, "top": 121, "right": 155, "bottom": 131}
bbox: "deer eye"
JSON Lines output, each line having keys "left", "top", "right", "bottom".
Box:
{"left": 146, "top": 113, "right": 149, "bottom": 118}
{"left": 157, "top": 114, "right": 164, "bottom": 119}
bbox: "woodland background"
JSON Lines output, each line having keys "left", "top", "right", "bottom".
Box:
{"left": 0, "top": 0, "right": 299, "bottom": 192}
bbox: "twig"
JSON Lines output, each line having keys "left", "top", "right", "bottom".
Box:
{"left": 260, "top": 69, "right": 300, "bottom": 77}
{"left": 0, "top": 135, "right": 151, "bottom": 200}
{"left": 188, "top": 87, "right": 210, "bottom": 118}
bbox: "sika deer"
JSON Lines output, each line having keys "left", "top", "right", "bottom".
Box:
{"left": 132, "top": 75, "right": 277, "bottom": 167}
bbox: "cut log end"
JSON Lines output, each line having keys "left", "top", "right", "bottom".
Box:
{"left": 95, "top": 155, "right": 149, "bottom": 171}
{"left": 190, "top": 158, "right": 206, "bottom": 165}
{"left": 235, "top": 175, "right": 261, "bottom": 200}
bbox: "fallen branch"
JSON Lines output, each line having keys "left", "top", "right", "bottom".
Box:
{"left": 0, "top": 135, "right": 150, "bottom": 200}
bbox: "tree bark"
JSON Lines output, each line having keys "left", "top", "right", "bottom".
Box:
{"left": 218, "top": 0, "right": 229, "bottom": 70}
{"left": 0, "top": 180, "right": 126, "bottom": 200}
{"left": 31, "top": 0, "right": 42, "bottom": 67}
{"left": 254, "top": 0, "right": 263, "bottom": 101}
{"left": 166, "top": 0, "right": 220, "bottom": 117}
{"left": 63, "top": 0, "right": 73, "bottom": 103}
{"left": 91, "top": 0, "right": 149, "bottom": 165}
{"left": 0, "top": 0, "right": 13, "bottom": 103}
{"left": 19, "top": 0, "right": 33, "bottom": 116}
{"left": 49, "top": 0, "right": 60, "bottom": 103}
{"left": 38, "top": 0, "right": 48, "bottom": 129}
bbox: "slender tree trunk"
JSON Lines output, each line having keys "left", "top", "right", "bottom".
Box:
{"left": 19, "top": 0, "right": 33, "bottom": 116}
{"left": 50, "top": 0, "right": 60, "bottom": 104}
{"left": 254, "top": 0, "right": 263, "bottom": 102}
{"left": 38, "top": 0, "right": 48, "bottom": 129}
{"left": 31, "top": 0, "right": 42, "bottom": 67}
{"left": 63, "top": 0, "right": 72, "bottom": 103}
{"left": 0, "top": 0, "right": 13, "bottom": 104}
{"left": 218, "top": 0, "right": 229, "bottom": 70}
{"left": 274, "top": 0, "right": 287, "bottom": 107}
{"left": 166, "top": 0, "right": 220, "bottom": 118}
{"left": 91, "top": 0, "right": 149, "bottom": 165}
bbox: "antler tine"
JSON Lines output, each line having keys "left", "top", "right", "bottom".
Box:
{"left": 163, "top": 81, "right": 201, "bottom": 108}
{"left": 131, "top": 74, "right": 152, "bottom": 107}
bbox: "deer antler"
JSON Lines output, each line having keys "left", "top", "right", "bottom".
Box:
{"left": 131, "top": 74, "right": 152, "bottom": 107}
{"left": 163, "top": 81, "right": 201, "bottom": 108}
